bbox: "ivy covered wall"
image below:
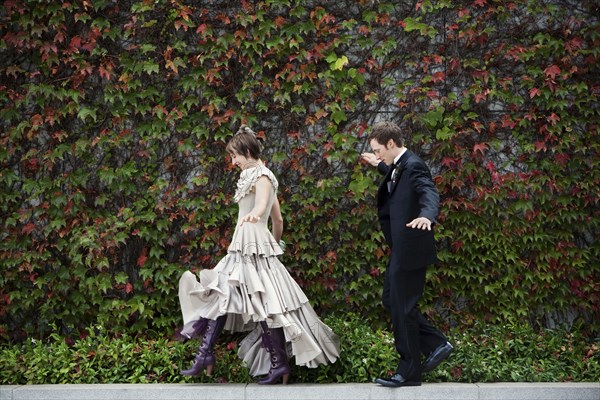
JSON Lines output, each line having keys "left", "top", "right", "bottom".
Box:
{"left": 1, "top": 0, "right": 598, "bottom": 341}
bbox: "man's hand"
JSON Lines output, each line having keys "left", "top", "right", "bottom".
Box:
{"left": 406, "top": 217, "right": 432, "bottom": 231}
{"left": 361, "top": 152, "right": 381, "bottom": 167}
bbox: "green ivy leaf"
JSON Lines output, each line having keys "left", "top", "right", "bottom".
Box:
{"left": 77, "top": 107, "right": 97, "bottom": 122}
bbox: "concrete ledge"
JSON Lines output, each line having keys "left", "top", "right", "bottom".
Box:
{"left": 1, "top": 382, "right": 598, "bottom": 400}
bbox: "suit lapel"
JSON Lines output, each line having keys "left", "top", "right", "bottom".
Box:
{"left": 389, "top": 150, "right": 412, "bottom": 195}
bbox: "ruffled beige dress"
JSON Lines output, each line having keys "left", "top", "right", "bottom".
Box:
{"left": 178, "top": 164, "right": 339, "bottom": 376}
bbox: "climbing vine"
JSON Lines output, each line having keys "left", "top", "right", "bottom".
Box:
{"left": 1, "top": 0, "right": 598, "bottom": 341}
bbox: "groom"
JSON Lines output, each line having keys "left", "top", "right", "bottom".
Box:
{"left": 362, "top": 121, "right": 453, "bottom": 387}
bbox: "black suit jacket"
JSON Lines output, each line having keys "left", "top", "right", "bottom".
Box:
{"left": 376, "top": 150, "right": 439, "bottom": 270}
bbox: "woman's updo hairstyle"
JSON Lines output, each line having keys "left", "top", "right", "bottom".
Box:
{"left": 226, "top": 124, "right": 263, "bottom": 159}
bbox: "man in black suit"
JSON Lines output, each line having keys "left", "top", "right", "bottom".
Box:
{"left": 361, "top": 121, "right": 453, "bottom": 387}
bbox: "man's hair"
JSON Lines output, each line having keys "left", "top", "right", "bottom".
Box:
{"left": 226, "top": 124, "right": 262, "bottom": 158}
{"left": 368, "top": 121, "right": 404, "bottom": 147}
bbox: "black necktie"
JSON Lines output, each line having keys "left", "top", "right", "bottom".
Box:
{"left": 389, "top": 158, "right": 404, "bottom": 192}
{"left": 388, "top": 162, "right": 398, "bottom": 192}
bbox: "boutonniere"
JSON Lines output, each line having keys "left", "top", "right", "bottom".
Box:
{"left": 394, "top": 163, "right": 402, "bottom": 176}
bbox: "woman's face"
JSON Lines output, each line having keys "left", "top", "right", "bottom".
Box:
{"left": 230, "top": 150, "right": 257, "bottom": 170}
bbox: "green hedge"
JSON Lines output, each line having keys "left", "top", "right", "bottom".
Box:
{"left": 1, "top": 0, "right": 598, "bottom": 342}
{"left": 1, "top": 316, "right": 598, "bottom": 384}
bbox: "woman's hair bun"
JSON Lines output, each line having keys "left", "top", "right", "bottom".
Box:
{"left": 227, "top": 124, "right": 263, "bottom": 157}
{"left": 236, "top": 124, "right": 256, "bottom": 137}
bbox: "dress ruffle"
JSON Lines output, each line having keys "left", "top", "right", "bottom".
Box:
{"left": 179, "top": 254, "right": 308, "bottom": 326}
{"left": 227, "top": 222, "right": 283, "bottom": 257}
{"left": 234, "top": 164, "right": 278, "bottom": 203}
{"left": 237, "top": 306, "right": 340, "bottom": 376}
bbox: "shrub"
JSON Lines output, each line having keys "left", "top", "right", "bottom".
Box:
{"left": 1, "top": 316, "right": 597, "bottom": 384}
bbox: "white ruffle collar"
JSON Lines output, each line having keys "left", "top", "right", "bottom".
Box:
{"left": 234, "top": 164, "right": 278, "bottom": 203}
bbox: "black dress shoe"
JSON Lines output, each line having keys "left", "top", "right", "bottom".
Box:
{"left": 422, "top": 341, "right": 453, "bottom": 373}
{"left": 375, "top": 373, "right": 421, "bottom": 387}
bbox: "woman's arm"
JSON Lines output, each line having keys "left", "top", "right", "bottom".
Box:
{"left": 269, "top": 196, "right": 284, "bottom": 242}
{"left": 240, "top": 176, "right": 272, "bottom": 224}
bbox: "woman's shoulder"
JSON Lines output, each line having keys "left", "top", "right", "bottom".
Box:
{"left": 245, "top": 164, "right": 278, "bottom": 185}
{"left": 234, "top": 164, "right": 278, "bottom": 202}
{"left": 258, "top": 165, "right": 278, "bottom": 185}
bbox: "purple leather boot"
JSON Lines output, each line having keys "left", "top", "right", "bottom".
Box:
{"left": 180, "top": 316, "right": 225, "bottom": 376}
{"left": 258, "top": 321, "right": 291, "bottom": 384}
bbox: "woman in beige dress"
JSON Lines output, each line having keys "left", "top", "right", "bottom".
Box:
{"left": 178, "top": 125, "right": 339, "bottom": 384}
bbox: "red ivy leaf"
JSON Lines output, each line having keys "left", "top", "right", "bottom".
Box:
{"left": 323, "top": 277, "right": 337, "bottom": 291}
{"left": 137, "top": 248, "right": 148, "bottom": 267}
{"left": 505, "top": 45, "right": 526, "bottom": 61}
{"left": 452, "top": 240, "right": 464, "bottom": 252}
{"left": 441, "top": 157, "right": 456, "bottom": 168}
{"left": 529, "top": 87, "right": 541, "bottom": 98}
{"left": 274, "top": 16, "right": 285, "bottom": 27}
{"left": 534, "top": 141, "right": 547, "bottom": 152}
{"left": 22, "top": 223, "right": 36, "bottom": 235}
{"left": 31, "top": 114, "right": 43, "bottom": 127}
{"left": 174, "top": 19, "right": 188, "bottom": 31}
{"left": 40, "top": 43, "right": 58, "bottom": 62}
{"left": 546, "top": 113, "right": 560, "bottom": 126}
{"left": 544, "top": 65, "right": 561, "bottom": 80}
{"left": 64, "top": 200, "right": 73, "bottom": 214}
{"left": 432, "top": 71, "right": 445, "bottom": 83}
{"left": 566, "top": 36, "right": 583, "bottom": 53}
{"left": 473, "top": 142, "right": 488, "bottom": 155}
{"left": 125, "top": 283, "right": 133, "bottom": 294}
{"left": 235, "top": 29, "right": 246, "bottom": 40}
{"left": 98, "top": 63, "right": 112, "bottom": 81}
{"left": 474, "top": 90, "right": 489, "bottom": 103}
{"left": 287, "top": 130, "right": 300, "bottom": 140}
{"left": 69, "top": 36, "right": 82, "bottom": 49}
{"left": 196, "top": 23, "right": 208, "bottom": 35}
{"left": 501, "top": 115, "right": 516, "bottom": 129}
{"left": 472, "top": 69, "right": 489, "bottom": 83}
{"left": 427, "top": 90, "right": 439, "bottom": 99}
{"left": 555, "top": 152, "right": 570, "bottom": 166}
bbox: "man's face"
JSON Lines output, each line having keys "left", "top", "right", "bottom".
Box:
{"left": 370, "top": 139, "right": 396, "bottom": 165}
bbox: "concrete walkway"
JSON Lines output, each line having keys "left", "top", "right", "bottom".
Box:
{"left": 1, "top": 382, "right": 598, "bottom": 400}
